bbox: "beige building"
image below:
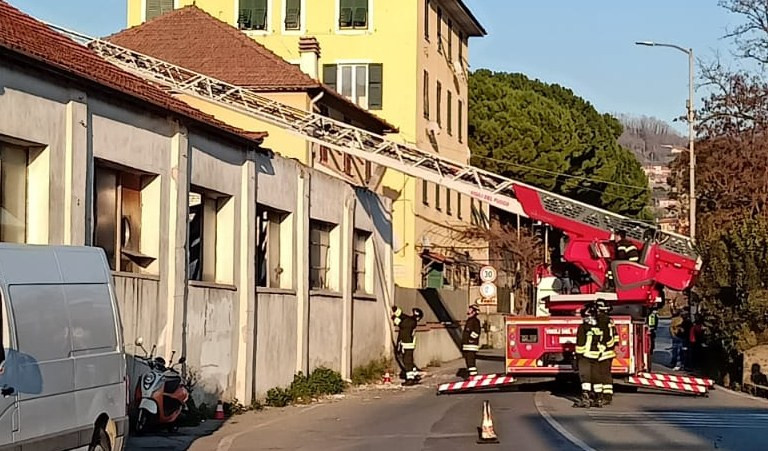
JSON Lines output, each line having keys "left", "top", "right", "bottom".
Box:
{"left": 125, "top": 0, "right": 491, "bottom": 292}
{"left": 0, "top": 1, "right": 394, "bottom": 404}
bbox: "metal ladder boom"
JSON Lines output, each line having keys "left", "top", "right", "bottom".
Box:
{"left": 48, "top": 23, "right": 695, "bottom": 258}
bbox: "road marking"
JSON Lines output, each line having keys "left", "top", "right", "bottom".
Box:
{"left": 215, "top": 404, "right": 322, "bottom": 451}
{"left": 587, "top": 410, "right": 768, "bottom": 428}
{"left": 533, "top": 392, "right": 596, "bottom": 451}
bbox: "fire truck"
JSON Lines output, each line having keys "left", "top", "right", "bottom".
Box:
{"left": 48, "top": 23, "right": 713, "bottom": 396}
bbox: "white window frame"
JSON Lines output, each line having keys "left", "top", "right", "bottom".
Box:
{"left": 335, "top": 0, "right": 373, "bottom": 35}
{"left": 281, "top": 0, "right": 306, "bottom": 34}
{"left": 235, "top": 0, "right": 273, "bottom": 36}
{"left": 141, "top": 0, "right": 178, "bottom": 23}
{"left": 335, "top": 62, "right": 371, "bottom": 109}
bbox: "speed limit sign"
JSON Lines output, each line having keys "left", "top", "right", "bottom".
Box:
{"left": 480, "top": 265, "right": 497, "bottom": 283}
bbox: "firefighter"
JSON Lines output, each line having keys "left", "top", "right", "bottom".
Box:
{"left": 461, "top": 304, "right": 482, "bottom": 379}
{"left": 605, "top": 230, "right": 640, "bottom": 291}
{"left": 573, "top": 303, "right": 603, "bottom": 408}
{"left": 392, "top": 306, "right": 424, "bottom": 386}
{"left": 596, "top": 299, "right": 617, "bottom": 405}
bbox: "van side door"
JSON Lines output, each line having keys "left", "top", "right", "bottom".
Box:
{"left": 0, "top": 293, "right": 18, "bottom": 446}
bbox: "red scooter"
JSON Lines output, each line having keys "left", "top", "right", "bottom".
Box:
{"left": 132, "top": 337, "right": 190, "bottom": 434}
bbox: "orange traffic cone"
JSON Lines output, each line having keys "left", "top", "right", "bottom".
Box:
{"left": 214, "top": 401, "right": 225, "bottom": 420}
{"left": 382, "top": 372, "right": 392, "bottom": 384}
{"left": 477, "top": 400, "right": 499, "bottom": 444}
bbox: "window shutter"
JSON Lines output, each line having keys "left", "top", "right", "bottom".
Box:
{"left": 368, "top": 63, "right": 383, "bottom": 110}
{"left": 323, "top": 64, "right": 338, "bottom": 89}
{"left": 146, "top": 0, "right": 160, "bottom": 20}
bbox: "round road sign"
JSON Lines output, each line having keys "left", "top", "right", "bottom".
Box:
{"left": 480, "top": 265, "right": 497, "bottom": 283}
{"left": 480, "top": 281, "right": 497, "bottom": 299}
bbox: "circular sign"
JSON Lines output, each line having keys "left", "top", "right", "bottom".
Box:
{"left": 480, "top": 265, "right": 497, "bottom": 283}
{"left": 480, "top": 281, "right": 497, "bottom": 299}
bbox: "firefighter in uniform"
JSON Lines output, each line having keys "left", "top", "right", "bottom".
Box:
{"left": 461, "top": 304, "right": 482, "bottom": 379}
{"left": 573, "top": 303, "right": 603, "bottom": 408}
{"left": 605, "top": 230, "right": 640, "bottom": 291}
{"left": 596, "top": 299, "right": 618, "bottom": 405}
{"left": 391, "top": 306, "right": 424, "bottom": 386}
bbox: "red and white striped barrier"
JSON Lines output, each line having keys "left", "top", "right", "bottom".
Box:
{"left": 626, "top": 375, "right": 708, "bottom": 394}
{"left": 437, "top": 375, "right": 516, "bottom": 394}
{"left": 468, "top": 373, "right": 504, "bottom": 381}
{"left": 636, "top": 372, "right": 714, "bottom": 387}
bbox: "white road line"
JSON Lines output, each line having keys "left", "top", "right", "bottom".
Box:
{"left": 215, "top": 404, "right": 322, "bottom": 451}
{"left": 533, "top": 392, "right": 596, "bottom": 451}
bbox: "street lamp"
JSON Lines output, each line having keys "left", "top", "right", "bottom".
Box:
{"left": 635, "top": 41, "right": 696, "bottom": 241}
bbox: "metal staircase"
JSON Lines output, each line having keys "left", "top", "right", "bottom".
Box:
{"left": 48, "top": 23, "right": 695, "bottom": 259}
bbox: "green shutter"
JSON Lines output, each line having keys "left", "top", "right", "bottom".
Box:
{"left": 285, "top": 0, "right": 301, "bottom": 29}
{"left": 146, "top": 0, "right": 173, "bottom": 20}
{"left": 323, "top": 64, "right": 338, "bottom": 89}
{"left": 426, "top": 264, "right": 444, "bottom": 288}
{"left": 368, "top": 64, "right": 383, "bottom": 110}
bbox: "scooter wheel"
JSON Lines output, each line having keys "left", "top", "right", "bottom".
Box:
{"left": 134, "top": 409, "right": 148, "bottom": 435}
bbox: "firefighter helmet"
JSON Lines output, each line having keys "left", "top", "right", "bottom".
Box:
{"left": 412, "top": 308, "right": 424, "bottom": 320}
{"left": 596, "top": 299, "right": 611, "bottom": 312}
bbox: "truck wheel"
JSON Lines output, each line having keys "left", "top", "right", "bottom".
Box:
{"left": 89, "top": 427, "right": 111, "bottom": 451}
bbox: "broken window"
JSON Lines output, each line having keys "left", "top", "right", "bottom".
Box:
{"left": 353, "top": 230, "right": 371, "bottom": 294}
{"left": 309, "top": 220, "right": 334, "bottom": 290}
{"left": 257, "top": 206, "right": 291, "bottom": 289}
{"left": 0, "top": 143, "right": 28, "bottom": 243}
{"left": 189, "top": 187, "right": 231, "bottom": 282}
{"left": 94, "top": 163, "right": 157, "bottom": 272}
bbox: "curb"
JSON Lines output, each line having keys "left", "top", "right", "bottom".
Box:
{"left": 533, "top": 392, "right": 595, "bottom": 451}
{"left": 715, "top": 384, "right": 768, "bottom": 404}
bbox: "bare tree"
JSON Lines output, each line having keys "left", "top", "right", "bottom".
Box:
{"left": 720, "top": 0, "right": 768, "bottom": 65}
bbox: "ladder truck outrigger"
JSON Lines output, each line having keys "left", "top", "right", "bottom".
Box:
{"left": 47, "top": 23, "right": 711, "bottom": 397}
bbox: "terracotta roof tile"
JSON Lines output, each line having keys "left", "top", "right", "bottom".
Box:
{"left": 107, "top": 6, "right": 317, "bottom": 91}
{"left": 0, "top": 1, "right": 267, "bottom": 144}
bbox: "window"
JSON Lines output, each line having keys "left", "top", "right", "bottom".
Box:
{"left": 64, "top": 284, "right": 118, "bottom": 352}
{"left": 435, "top": 183, "right": 441, "bottom": 210}
{"left": 447, "top": 90, "right": 453, "bottom": 135}
{"left": 446, "top": 188, "right": 452, "bottom": 215}
{"left": 257, "top": 206, "right": 292, "bottom": 289}
{"left": 458, "top": 99, "right": 464, "bottom": 143}
{"left": 94, "top": 163, "right": 158, "bottom": 273}
{"left": 422, "top": 180, "right": 429, "bottom": 205}
{"left": 457, "top": 192, "right": 462, "bottom": 219}
{"left": 11, "top": 285, "right": 70, "bottom": 361}
{"left": 284, "top": 0, "right": 301, "bottom": 30}
{"left": 436, "top": 81, "right": 442, "bottom": 127}
{"left": 353, "top": 230, "right": 372, "bottom": 293}
{"left": 437, "top": 7, "right": 442, "bottom": 53}
{"left": 188, "top": 188, "right": 232, "bottom": 283}
{"left": 423, "top": 71, "right": 430, "bottom": 119}
{"left": 146, "top": 0, "right": 173, "bottom": 20}
{"left": 323, "top": 63, "right": 382, "bottom": 110}
{"left": 339, "top": 0, "right": 368, "bottom": 29}
{"left": 0, "top": 143, "right": 28, "bottom": 243}
{"left": 424, "top": 0, "right": 430, "bottom": 41}
{"left": 239, "top": 0, "right": 268, "bottom": 31}
{"left": 448, "top": 20, "right": 453, "bottom": 58}
{"left": 310, "top": 221, "right": 334, "bottom": 290}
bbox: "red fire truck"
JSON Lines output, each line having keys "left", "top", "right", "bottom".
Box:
{"left": 439, "top": 185, "right": 713, "bottom": 396}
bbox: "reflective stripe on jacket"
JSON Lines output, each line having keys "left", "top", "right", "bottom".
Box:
{"left": 575, "top": 323, "right": 603, "bottom": 360}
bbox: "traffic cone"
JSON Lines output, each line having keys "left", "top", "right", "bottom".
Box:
{"left": 382, "top": 372, "right": 392, "bottom": 384}
{"left": 214, "top": 401, "right": 225, "bottom": 420}
{"left": 477, "top": 400, "right": 499, "bottom": 444}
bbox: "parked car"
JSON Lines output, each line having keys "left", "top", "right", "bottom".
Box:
{"left": 0, "top": 244, "right": 127, "bottom": 450}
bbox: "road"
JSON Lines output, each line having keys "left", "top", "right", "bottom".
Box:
{"left": 129, "top": 319, "right": 768, "bottom": 451}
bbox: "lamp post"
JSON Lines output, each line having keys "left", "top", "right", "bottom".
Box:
{"left": 635, "top": 41, "right": 695, "bottom": 240}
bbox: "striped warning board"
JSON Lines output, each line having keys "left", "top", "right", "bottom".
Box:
{"left": 626, "top": 375, "right": 708, "bottom": 395}
{"left": 636, "top": 372, "right": 715, "bottom": 387}
{"left": 437, "top": 375, "right": 516, "bottom": 395}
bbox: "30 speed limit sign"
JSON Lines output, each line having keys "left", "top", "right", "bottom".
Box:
{"left": 480, "top": 265, "right": 497, "bottom": 283}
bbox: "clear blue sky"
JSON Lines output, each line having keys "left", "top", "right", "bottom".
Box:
{"left": 9, "top": 0, "right": 745, "bottom": 133}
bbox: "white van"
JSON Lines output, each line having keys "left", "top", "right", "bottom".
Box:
{"left": 0, "top": 244, "right": 127, "bottom": 450}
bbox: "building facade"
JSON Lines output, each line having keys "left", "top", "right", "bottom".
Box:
{"left": 1, "top": 1, "right": 394, "bottom": 405}
{"left": 126, "top": 0, "right": 490, "bottom": 291}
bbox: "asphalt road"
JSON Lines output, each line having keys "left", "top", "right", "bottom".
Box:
{"left": 131, "top": 319, "right": 768, "bottom": 451}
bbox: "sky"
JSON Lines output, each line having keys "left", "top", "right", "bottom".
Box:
{"left": 8, "top": 0, "right": 746, "bottom": 134}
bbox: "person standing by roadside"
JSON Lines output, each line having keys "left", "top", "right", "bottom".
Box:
{"left": 461, "top": 304, "right": 482, "bottom": 379}
{"left": 391, "top": 306, "right": 424, "bottom": 386}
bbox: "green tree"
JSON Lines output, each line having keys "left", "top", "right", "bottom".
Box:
{"left": 468, "top": 70, "right": 650, "bottom": 217}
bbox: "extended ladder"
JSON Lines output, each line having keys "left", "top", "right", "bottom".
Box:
{"left": 48, "top": 23, "right": 694, "bottom": 258}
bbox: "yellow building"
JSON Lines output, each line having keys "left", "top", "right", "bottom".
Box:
{"left": 127, "top": 0, "right": 488, "bottom": 289}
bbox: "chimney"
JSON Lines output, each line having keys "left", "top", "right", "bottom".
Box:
{"left": 298, "top": 36, "right": 321, "bottom": 80}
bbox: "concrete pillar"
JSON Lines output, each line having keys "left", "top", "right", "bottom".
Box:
{"left": 295, "top": 167, "right": 311, "bottom": 373}
{"left": 235, "top": 151, "right": 257, "bottom": 403}
{"left": 298, "top": 37, "right": 321, "bottom": 80}
{"left": 165, "top": 122, "right": 190, "bottom": 360}
{"left": 340, "top": 193, "right": 356, "bottom": 379}
{"left": 64, "top": 98, "right": 88, "bottom": 245}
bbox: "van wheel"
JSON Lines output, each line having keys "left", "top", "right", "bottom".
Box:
{"left": 89, "top": 427, "right": 111, "bottom": 451}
